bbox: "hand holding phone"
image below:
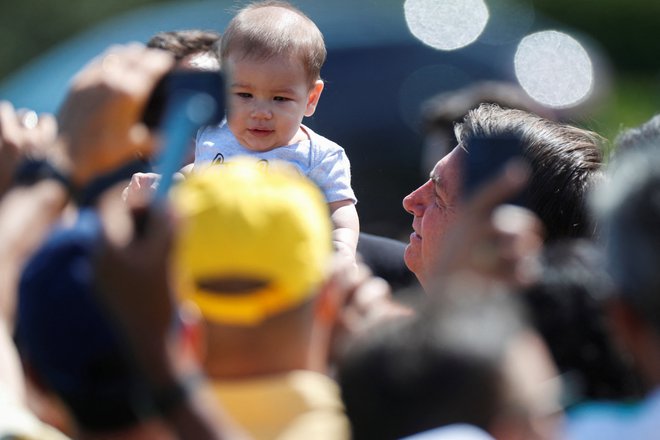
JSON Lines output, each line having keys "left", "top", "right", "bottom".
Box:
{"left": 142, "top": 70, "right": 224, "bottom": 129}
{"left": 141, "top": 70, "right": 224, "bottom": 201}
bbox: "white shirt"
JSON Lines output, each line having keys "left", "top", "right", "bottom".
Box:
{"left": 195, "top": 121, "right": 356, "bottom": 204}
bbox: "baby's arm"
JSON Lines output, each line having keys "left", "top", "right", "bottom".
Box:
{"left": 328, "top": 199, "right": 360, "bottom": 268}
{"left": 179, "top": 162, "right": 194, "bottom": 176}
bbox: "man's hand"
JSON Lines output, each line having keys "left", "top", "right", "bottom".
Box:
{"left": 323, "top": 258, "right": 413, "bottom": 363}
{"left": 94, "top": 192, "right": 176, "bottom": 357}
{"left": 55, "top": 44, "right": 174, "bottom": 188}
{"left": 0, "top": 102, "right": 57, "bottom": 196}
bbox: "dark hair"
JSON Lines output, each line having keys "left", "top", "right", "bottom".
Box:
{"left": 337, "top": 290, "right": 526, "bottom": 440}
{"left": 220, "top": 0, "right": 326, "bottom": 85}
{"left": 147, "top": 29, "right": 221, "bottom": 61}
{"left": 457, "top": 103, "right": 603, "bottom": 243}
{"left": 521, "top": 240, "right": 642, "bottom": 405}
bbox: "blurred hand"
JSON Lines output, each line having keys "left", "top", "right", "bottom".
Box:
{"left": 0, "top": 181, "right": 68, "bottom": 324}
{"left": 94, "top": 192, "right": 176, "bottom": 350}
{"left": 122, "top": 172, "right": 162, "bottom": 207}
{"left": 324, "top": 258, "right": 413, "bottom": 362}
{"left": 434, "top": 160, "right": 544, "bottom": 288}
{"left": 0, "top": 101, "right": 57, "bottom": 196}
{"left": 56, "top": 43, "right": 174, "bottom": 187}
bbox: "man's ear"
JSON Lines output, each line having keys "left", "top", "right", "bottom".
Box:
{"left": 304, "top": 80, "right": 324, "bottom": 117}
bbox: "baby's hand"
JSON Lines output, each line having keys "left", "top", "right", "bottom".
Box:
{"left": 122, "top": 172, "right": 161, "bottom": 206}
{"left": 333, "top": 240, "right": 359, "bottom": 274}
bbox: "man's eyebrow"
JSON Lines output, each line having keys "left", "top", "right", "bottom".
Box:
{"left": 430, "top": 172, "right": 445, "bottom": 197}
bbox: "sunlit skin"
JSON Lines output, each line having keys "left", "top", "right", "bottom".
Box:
{"left": 402, "top": 145, "right": 464, "bottom": 290}
{"left": 224, "top": 52, "right": 324, "bottom": 152}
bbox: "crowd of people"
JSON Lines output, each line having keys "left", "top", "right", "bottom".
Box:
{"left": 1, "top": 1, "right": 660, "bottom": 439}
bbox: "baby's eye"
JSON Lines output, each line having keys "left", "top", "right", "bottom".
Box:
{"left": 236, "top": 92, "right": 252, "bottom": 99}
{"left": 273, "top": 96, "right": 290, "bottom": 102}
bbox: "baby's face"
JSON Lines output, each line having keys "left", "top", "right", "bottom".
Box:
{"left": 225, "top": 53, "right": 323, "bottom": 152}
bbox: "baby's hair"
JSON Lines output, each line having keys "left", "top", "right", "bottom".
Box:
{"left": 220, "top": 0, "right": 326, "bottom": 85}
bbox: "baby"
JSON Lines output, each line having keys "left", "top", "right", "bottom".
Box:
{"left": 194, "top": 1, "right": 359, "bottom": 263}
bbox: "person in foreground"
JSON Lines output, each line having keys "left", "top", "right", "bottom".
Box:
{"left": 169, "top": 158, "right": 406, "bottom": 440}
{"left": 7, "top": 43, "right": 252, "bottom": 439}
{"left": 565, "top": 126, "right": 660, "bottom": 439}
{"left": 0, "top": 102, "right": 70, "bottom": 438}
{"left": 338, "top": 282, "right": 563, "bottom": 440}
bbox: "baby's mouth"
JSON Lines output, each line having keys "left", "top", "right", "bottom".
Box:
{"left": 249, "top": 128, "right": 273, "bottom": 137}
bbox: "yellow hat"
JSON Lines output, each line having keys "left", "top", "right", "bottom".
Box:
{"left": 170, "top": 157, "right": 332, "bottom": 326}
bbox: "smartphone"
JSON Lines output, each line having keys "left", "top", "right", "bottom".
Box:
{"left": 142, "top": 70, "right": 224, "bottom": 129}
{"left": 461, "top": 133, "right": 528, "bottom": 207}
{"left": 146, "top": 70, "right": 225, "bottom": 201}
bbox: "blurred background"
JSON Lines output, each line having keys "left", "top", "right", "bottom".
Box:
{"left": 1, "top": 0, "right": 658, "bottom": 238}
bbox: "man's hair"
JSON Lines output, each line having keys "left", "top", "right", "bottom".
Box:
{"left": 593, "top": 145, "right": 660, "bottom": 336}
{"left": 220, "top": 0, "right": 326, "bottom": 85}
{"left": 456, "top": 103, "right": 603, "bottom": 243}
{"left": 147, "top": 29, "right": 221, "bottom": 61}
{"left": 338, "top": 289, "right": 527, "bottom": 440}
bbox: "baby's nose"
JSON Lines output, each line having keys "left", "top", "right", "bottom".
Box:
{"left": 251, "top": 103, "right": 272, "bottom": 120}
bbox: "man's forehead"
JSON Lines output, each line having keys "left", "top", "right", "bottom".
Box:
{"left": 429, "top": 148, "right": 464, "bottom": 198}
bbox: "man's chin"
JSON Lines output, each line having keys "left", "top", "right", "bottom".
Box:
{"left": 402, "top": 245, "right": 419, "bottom": 273}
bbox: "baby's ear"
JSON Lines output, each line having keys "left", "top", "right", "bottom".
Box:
{"left": 305, "top": 80, "right": 324, "bottom": 117}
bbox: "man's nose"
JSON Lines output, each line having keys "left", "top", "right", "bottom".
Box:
{"left": 403, "top": 182, "right": 430, "bottom": 216}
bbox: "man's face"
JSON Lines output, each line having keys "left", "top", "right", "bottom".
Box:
{"left": 224, "top": 53, "right": 323, "bottom": 152}
{"left": 402, "top": 145, "right": 464, "bottom": 289}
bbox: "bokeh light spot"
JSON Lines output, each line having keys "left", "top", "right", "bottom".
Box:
{"left": 404, "top": 0, "right": 489, "bottom": 51}
{"left": 514, "top": 30, "right": 594, "bottom": 108}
